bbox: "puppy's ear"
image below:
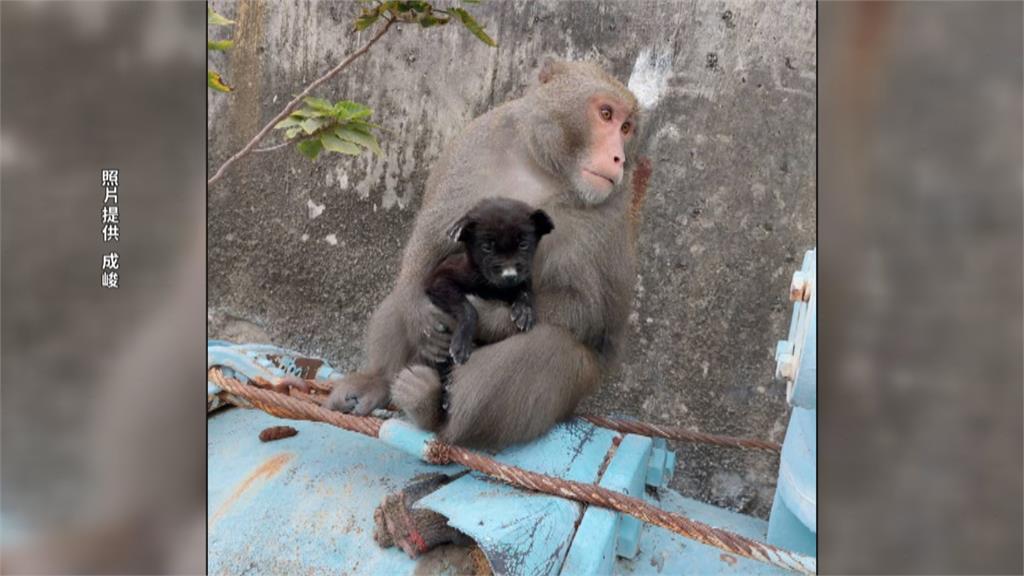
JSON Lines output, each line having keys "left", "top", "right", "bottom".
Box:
{"left": 530, "top": 210, "right": 554, "bottom": 237}
{"left": 446, "top": 217, "right": 475, "bottom": 243}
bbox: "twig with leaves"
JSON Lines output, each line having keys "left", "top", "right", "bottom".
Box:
{"left": 207, "top": 5, "right": 235, "bottom": 92}
{"left": 207, "top": 1, "right": 496, "bottom": 188}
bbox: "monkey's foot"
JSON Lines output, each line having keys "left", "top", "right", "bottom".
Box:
{"left": 510, "top": 300, "right": 535, "bottom": 331}
{"left": 323, "top": 371, "right": 389, "bottom": 416}
{"left": 392, "top": 365, "right": 443, "bottom": 430}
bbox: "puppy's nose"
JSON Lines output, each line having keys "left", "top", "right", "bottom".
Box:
{"left": 501, "top": 267, "right": 518, "bottom": 279}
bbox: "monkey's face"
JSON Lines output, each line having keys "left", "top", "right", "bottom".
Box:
{"left": 454, "top": 200, "right": 555, "bottom": 289}
{"left": 572, "top": 95, "right": 637, "bottom": 205}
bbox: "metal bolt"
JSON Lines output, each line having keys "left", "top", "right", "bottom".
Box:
{"left": 789, "top": 271, "right": 811, "bottom": 302}
{"left": 776, "top": 353, "right": 797, "bottom": 380}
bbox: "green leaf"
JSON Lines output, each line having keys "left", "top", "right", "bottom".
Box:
{"left": 332, "top": 100, "right": 373, "bottom": 121}
{"left": 419, "top": 13, "right": 449, "bottom": 27}
{"left": 274, "top": 116, "right": 304, "bottom": 129}
{"left": 285, "top": 127, "right": 303, "bottom": 139}
{"left": 207, "top": 39, "right": 234, "bottom": 51}
{"left": 462, "top": 0, "right": 481, "bottom": 4}
{"left": 208, "top": 69, "right": 232, "bottom": 92}
{"left": 297, "top": 139, "right": 323, "bottom": 160}
{"left": 304, "top": 97, "right": 335, "bottom": 114}
{"left": 322, "top": 135, "right": 362, "bottom": 155}
{"left": 335, "top": 125, "right": 382, "bottom": 155}
{"left": 208, "top": 5, "right": 235, "bottom": 26}
{"left": 300, "top": 117, "right": 331, "bottom": 135}
{"left": 346, "top": 118, "right": 381, "bottom": 131}
{"left": 395, "top": 0, "right": 429, "bottom": 12}
{"left": 450, "top": 7, "right": 496, "bottom": 47}
{"left": 354, "top": 7, "right": 381, "bottom": 30}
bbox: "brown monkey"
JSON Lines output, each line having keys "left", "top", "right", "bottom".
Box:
{"left": 325, "top": 59, "right": 641, "bottom": 448}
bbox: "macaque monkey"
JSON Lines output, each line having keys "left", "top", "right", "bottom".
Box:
{"left": 326, "top": 59, "right": 641, "bottom": 449}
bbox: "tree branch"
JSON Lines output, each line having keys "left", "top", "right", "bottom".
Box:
{"left": 208, "top": 18, "right": 395, "bottom": 188}
{"left": 254, "top": 141, "right": 292, "bottom": 153}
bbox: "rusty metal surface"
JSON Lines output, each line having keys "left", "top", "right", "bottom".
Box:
{"left": 208, "top": 407, "right": 461, "bottom": 576}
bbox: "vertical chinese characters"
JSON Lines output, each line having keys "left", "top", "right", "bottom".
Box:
{"left": 101, "top": 169, "right": 119, "bottom": 288}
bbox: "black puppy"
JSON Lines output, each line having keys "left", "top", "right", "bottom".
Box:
{"left": 425, "top": 197, "right": 554, "bottom": 366}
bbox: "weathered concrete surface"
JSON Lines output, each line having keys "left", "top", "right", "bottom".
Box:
{"left": 208, "top": 0, "right": 815, "bottom": 518}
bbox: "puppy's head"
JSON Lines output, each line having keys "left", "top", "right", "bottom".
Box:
{"left": 447, "top": 198, "right": 554, "bottom": 288}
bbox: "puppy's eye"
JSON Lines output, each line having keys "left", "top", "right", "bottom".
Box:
{"left": 481, "top": 242, "right": 494, "bottom": 253}
{"left": 518, "top": 240, "right": 530, "bottom": 250}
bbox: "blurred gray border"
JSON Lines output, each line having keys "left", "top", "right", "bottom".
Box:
{"left": 819, "top": 2, "right": 1023, "bottom": 574}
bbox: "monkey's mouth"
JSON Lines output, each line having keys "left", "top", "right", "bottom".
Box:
{"left": 581, "top": 168, "right": 616, "bottom": 188}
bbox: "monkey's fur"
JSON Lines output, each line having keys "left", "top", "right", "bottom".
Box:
{"left": 426, "top": 197, "right": 554, "bottom": 366}
{"left": 325, "top": 59, "right": 641, "bottom": 449}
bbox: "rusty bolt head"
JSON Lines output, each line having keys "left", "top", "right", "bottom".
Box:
{"left": 789, "top": 271, "right": 811, "bottom": 302}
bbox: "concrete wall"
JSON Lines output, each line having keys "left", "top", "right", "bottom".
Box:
{"left": 207, "top": 0, "right": 815, "bottom": 518}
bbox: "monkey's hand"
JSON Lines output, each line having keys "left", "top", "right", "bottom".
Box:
{"left": 324, "top": 372, "right": 390, "bottom": 416}
{"left": 511, "top": 293, "right": 535, "bottom": 332}
{"left": 409, "top": 292, "right": 456, "bottom": 364}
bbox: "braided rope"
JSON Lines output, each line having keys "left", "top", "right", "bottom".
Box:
{"left": 207, "top": 367, "right": 814, "bottom": 574}
{"left": 208, "top": 369, "right": 383, "bottom": 438}
{"left": 580, "top": 415, "right": 781, "bottom": 452}
{"left": 424, "top": 442, "right": 814, "bottom": 574}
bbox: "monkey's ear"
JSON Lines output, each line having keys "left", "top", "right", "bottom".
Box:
{"left": 538, "top": 58, "right": 568, "bottom": 84}
{"left": 530, "top": 210, "right": 554, "bottom": 237}
{"left": 447, "top": 218, "right": 474, "bottom": 243}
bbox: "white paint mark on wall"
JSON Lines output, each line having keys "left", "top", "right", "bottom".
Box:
{"left": 628, "top": 48, "right": 673, "bottom": 109}
{"left": 307, "top": 199, "right": 325, "bottom": 219}
{"left": 324, "top": 234, "right": 338, "bottom": 246}
{"left": 654, "top": 124, "right": 683, "bottom": 143}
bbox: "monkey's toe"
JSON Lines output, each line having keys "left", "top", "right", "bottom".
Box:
{"left": 322, "top": 372, "right": 389, "bottom": 415}
{"left": 324, "top": 390, "right": 358, "bottom": 413}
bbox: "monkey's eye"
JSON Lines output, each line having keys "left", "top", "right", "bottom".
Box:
{"left": 621, "top": 122, "right": 632, "bottom": 135}
{"left": 481, "top": 241, "right": 494, "bottom": 253}
{"left": 518, "top": 240, "right": 530, "bottom": 250}
{"left": 600, "top": 105, "right": 613, "bottom": 121}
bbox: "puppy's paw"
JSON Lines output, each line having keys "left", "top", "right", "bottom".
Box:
{"left": 449, "top": 336, "right": 473, "bottom": 365}
{"left": 510, "top": 300, "right": 535, "bottom": 332}
{"left": 323, "top": 372, "right": 389, "bottom": 416}
{"left": 392, "top": 365, "right": 443, "bottom": 430}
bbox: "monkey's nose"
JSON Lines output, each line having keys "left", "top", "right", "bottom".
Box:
{"left": 613, "top": 155, "right": 622, "bottom": 164}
